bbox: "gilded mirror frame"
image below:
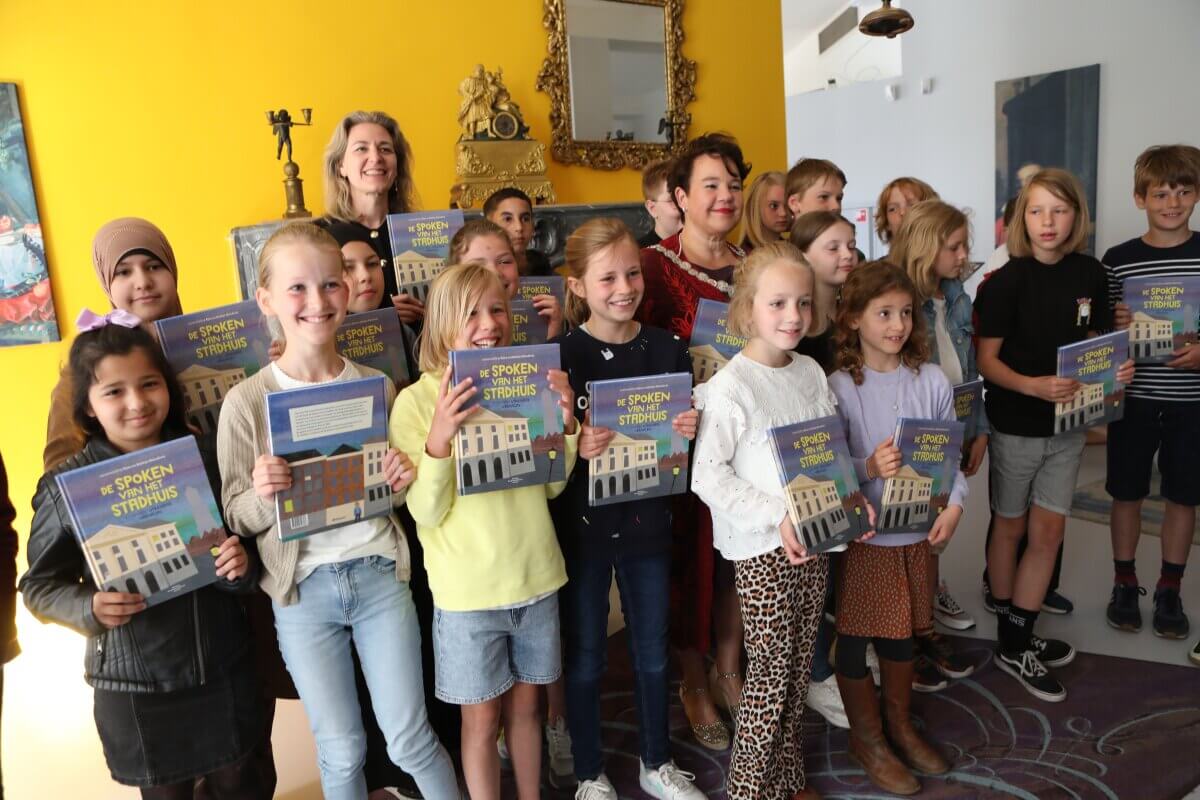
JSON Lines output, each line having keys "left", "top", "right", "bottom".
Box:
{"left": 536, "top": 0, "right": 697, "bottom": 170}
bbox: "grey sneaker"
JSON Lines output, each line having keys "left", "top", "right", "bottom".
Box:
{"left": 639, "top": 760, "right": 706, "bottom": 800}
{"left": 546, "top": 716, "right": 577, "bottom": 788}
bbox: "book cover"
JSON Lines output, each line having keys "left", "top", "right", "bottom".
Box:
{"left": 335, "top": 309, "right": 410, "bottom": 389}
{"left": 767, "top": 414, "right": 869, "bottom": 553}
{"left": 688, "top": 298, "right": 747, "bottom": 385}
{"left": 155, "top": 300, "right": 274, "bottom": 436}
{"left": 510, "top": 297, "right": 550, "bottom": 345}
{"left": 387, "top": 210, "right": 465, "bottom": 303}
{"left": 1054, "top": 330, "right": 1129, "bottom": 433}
{"left": 517, "top": 275, "right": 566, "bottom": 307}
{"left": 265, "top": 375, "right": 392, "bottom": 541}
{"left": 1123, "top": 276, "right": 1200, "bottom": 363}
{"left": 588, "top": 372, "right": 692, "bottom": 506}
{"left": 230, "top": 220, "right": 284, "bottom": 300}
{"left": 55, "top": 437, "right": 228, "bottom": 608}
{"left": 952, "top": 378, "right": 984, "bottom": 439}
{"left": 878, "top": 418, "right": 965, "bottom": 535}
{"left": 449, "top": 343, "right": 565, "bottom": 495}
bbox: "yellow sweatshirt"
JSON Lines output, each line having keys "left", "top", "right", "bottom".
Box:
{"left": 389, "top": 370, "right": 577, "bottom": 611}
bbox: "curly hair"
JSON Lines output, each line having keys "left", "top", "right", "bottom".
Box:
{"left": 833, "top": 260, "right": 929, "bottom": 385}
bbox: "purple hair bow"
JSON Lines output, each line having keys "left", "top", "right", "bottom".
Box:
{"left": 76, "top": 307, "right": 143, "bottom": 332}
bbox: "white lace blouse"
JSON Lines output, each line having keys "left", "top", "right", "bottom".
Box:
{"left": 692, "top": 351, "right": 839, "bottom": 562}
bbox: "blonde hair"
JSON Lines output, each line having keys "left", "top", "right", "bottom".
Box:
{"left": 563, "top": 218, "right": 640, "bottom": 326}
{"left": 739, "top": 171, "right": 787, "bottom": 250}
{"left": 727, "top": 240, "right": 812, "bottom": 339}
{"left": 417, "top": 262, "right": 510, "bottom": 374}
{"left": 874, "top": 177, "right": 939, "bottom": 242}
{"left": 257, "top": 222, "right": 343, "bottom": 289}
{"left": 789, "top": 211, "right": 855, "bottom": 336}
{"left": 449, "top": 218, "right": 514, "bottom": 265}
{"left": 888, "top": 201, "right": 969, "bottom": 302}
{"left": 323, "top": 110, "right": 416, "bottom": 221}
{"left": 1006, "top": 168, "right": 1091, "bottom": 258}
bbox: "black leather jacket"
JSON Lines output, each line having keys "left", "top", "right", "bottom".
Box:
{"left": 19, "top": 437, "right": 259, "bottom": 693}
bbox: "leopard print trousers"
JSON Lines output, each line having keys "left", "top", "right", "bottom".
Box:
{"left": 728, "top": 548, "right": 828, "bottom": 800}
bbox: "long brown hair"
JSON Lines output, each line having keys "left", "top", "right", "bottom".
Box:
{"left": 1006, "top": 168, "right": 1091, "bottom": 258}
{"left": 563, "top": 218, "right": 640, "bottom": 326}
{"left": 834, "top": 260, "right": 929, "bottom": 385}
{"left": 790, "top": 211, "right": 856, "bottom": 336}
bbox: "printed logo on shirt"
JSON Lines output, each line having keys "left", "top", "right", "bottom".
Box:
{"left": 1076, "top": 297, "right": 1092, "bottom": 327}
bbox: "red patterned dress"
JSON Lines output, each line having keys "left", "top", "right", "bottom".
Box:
{"left": 638, "top": 234, "right": 743, "bottom": 653}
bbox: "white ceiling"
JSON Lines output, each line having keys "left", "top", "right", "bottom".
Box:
{"left": 780, "top": 0, "right": 858, "bottom": 38}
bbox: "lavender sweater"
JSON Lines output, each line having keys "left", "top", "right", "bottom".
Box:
{"left": 828, "top": 363, "right": 968, "bottom": 547}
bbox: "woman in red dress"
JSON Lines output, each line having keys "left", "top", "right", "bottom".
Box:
{"left": 638, "top": 133, "right": 750, "bottom": 750}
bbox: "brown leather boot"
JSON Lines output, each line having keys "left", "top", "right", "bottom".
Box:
{"left": 879, "top": 657, "right": 950, "bottom": 775}
{"left": 836, "top": 673, "right": 919, "bottom": 795}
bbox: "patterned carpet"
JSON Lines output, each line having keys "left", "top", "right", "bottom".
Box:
{"left": 513, "top": 633, "right": 1200, "bottom": 799}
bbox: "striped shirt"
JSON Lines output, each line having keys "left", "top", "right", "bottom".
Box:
{"left": 1103, "top": 232, "right": 1200, "bottom": 401}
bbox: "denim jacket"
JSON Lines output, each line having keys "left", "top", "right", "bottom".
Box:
{"left": 922, "top": 277, "right": 990, "bottom": 438}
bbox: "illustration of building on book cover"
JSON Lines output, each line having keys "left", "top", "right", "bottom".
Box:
{"left": 388, "top": 210, "right": 465, "bottom": 303}
{"left": 767, "top": 414, "right": 869, "bottom": 553}
{"left": 56, "top": 437, "right": 228, "bottom": 607}
{"left": 450, "top": 344, "right": 565, "bottom": 495}
{"left": 1123, "top": 276, "right": 1200, "bottom": 363}
{"left": 517, "top": 276, "right": 566, "bottom": 307}
{"left": 267, "top": 375, "right": 392, "bottom": 541}
{"left": 878, "top": 418, "right": 964, "bottom": 535}
{"left": 588, "top": 372, "right": 692, "bottom": 506}
{"left": 689, "top": 299, "right": 746, "bottom": 385}
{"left": 156, "top": 301, "right": 274, "bottom": 435}
{"left": 952, "top": 378, "right": 984, "bottom": 439}
{"left": 336, "top": 309, "right": 410, "bottom": 389}
{"left": 1054, "top": 330, "right": 1129, "bottom": 434}
{"left": 510, "top": 297, "right": 549, "bottom": 345}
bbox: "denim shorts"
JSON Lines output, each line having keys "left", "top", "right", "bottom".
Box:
{"left": 432, "top": 593, "right": 562, "bottom": 705}
{"left": 989, "top": 429, "right": 1086, "bottom": 517}
{"left": 1106, "top": 396, "right": 1200, "bottom": 506}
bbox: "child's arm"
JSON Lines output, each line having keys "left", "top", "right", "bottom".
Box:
{"left": 216, "top": 399, "right": 277, "bottom": 538}
{"left": 929, "top": 378, "right": 968, "bottom": 546}
{"left": 389, "top": 371, "right": 473, "bottom": 528}
{"left": 211, "top": 534, "right": 261, "bottom": 593}
{"left": 977, "top": 337, "right": 1079, "bottom": 403}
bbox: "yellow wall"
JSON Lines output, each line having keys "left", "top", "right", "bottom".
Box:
{"left": 0, "top": 1, "right": 785, "bottom": 540}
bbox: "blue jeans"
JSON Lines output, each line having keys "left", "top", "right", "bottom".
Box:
{"left": 273, "top": 556, "right": 459, "bottom": 800}
{"left": 560, "top": 549, "right": 670, "bottom": 781}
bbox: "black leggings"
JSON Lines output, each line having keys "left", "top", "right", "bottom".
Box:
{"left": 139, "top": 757, "right": 258, "bottom": 800}
{"left": 836, "top": 635, "right": 914, "bottom": 679}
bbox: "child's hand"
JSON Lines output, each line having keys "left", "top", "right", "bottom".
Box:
{"left": 779, "top": 514, "right": 816, "bottom": 565}
{"left": 1113, "top": 302, "right": 1131, "bottom": 331}
{"left": 963, "top": 434, "right": 989, "bottom": 477}
{"left": 927, "top": 504, "right": 963, "bottom": 547}
{"left": 579, "top": 411, "right": 615, "bottom": 459}
{"left": 1115, "top": 358, "right": 1135, "bottom": 385}
{"left": 867, "top": 436, "right": 902, "bottom": 480}
{"left": 533, "top": 293, "right": 564, "bottom": 339}
{"left": 92, "top": 591, "right": 145, "bottom": 628}
{"left": 426, "top": 370, "right": 479, "bottom": 459}
{"left": 268, "top": 339, "right": 285, "bottom": 362}
{"left": 1167, "top": 344, "right": 1200, "bottom": 371}
{"left": 1026, "top": 375, "right": 1080, "bottom": 403}
{"left": 672, "top": 408, "right": 699, "bottom": 441}
{"left": 548, "top": 369, "right": 577, "bottom": 434}
{"left": 392, "top": 293, "right": 426, "bottom": 324}
{"left": 383, "top": 448, "right": 417, "bottom": 491}
{"left": 253, "top": 454, "right": 292, "bottom": 499}
{"left": 214, "top": 535, "right": 249, "bottom": 581}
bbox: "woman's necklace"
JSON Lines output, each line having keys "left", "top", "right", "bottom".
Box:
{"left": 652, "top": 238, "right": 744, "bottom": 296}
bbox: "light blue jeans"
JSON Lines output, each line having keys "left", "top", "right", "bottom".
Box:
{"left": 273, "top": 556, "right": 459, "bottom": 800}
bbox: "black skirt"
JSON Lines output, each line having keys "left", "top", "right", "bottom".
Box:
{"left": 93, "top": 658, "right": 262, "bottom": 787}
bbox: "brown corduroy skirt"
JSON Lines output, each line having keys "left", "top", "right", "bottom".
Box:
{"left": 836, "top": 540, "right": 932, "bottom": 639}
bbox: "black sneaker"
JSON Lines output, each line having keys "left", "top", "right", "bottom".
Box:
{"left": 994, "top": 648, "right": 1066, "bottom": 703}
{"left": 912, "top": 654, "right": 949, "bottom": 693}
{"left": 1106, "top": 583, "right": 1145, "bottom": 632}
{"left": 1041, "top": 590, "right": 1074, "bottom": 615}
{"left": 918, "top": 632, "right": 976, "bottom": 679}
{"left": 1153, "top": 587, "right": 1190, "bottom": 639}
{"left": 1029, "top": 634, "right": 1075, "bottom": 668}
{"left": 982, "top": 578, "right": 997, "bottom": 614}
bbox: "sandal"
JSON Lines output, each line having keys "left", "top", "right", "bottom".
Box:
{"left": 709, "top": 665, "right": 744, "bottom": 727}
{"left": 678, "top": 682, "right": 730, "bottom": 751}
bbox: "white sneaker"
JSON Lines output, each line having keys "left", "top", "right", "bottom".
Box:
{"left": 546, "top": 716, "right": 577, "bottom": 788}
{"left": 934, "top": 581, "right": 977, "bottom": 630}
{"left": 865, "top": 643, "right": 881, "bottom": 686}
{"left": 639, "top": 760, "right": 707, "bottom": 800}
{"left": 805, "top": 674, "right": 849, "bottom": 729}
{"left": 575, "top": 773, "right": 617, "bottom": 800}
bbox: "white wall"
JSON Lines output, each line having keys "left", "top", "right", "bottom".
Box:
{"left": 784, "top": 14, "right": 901, "bottom": 96}
{"left": 785, "top": 0, "right": 1200, "bottom": 260}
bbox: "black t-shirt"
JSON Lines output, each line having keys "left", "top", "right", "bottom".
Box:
{"left": 524, "top": 249, "right": 555, "bottom": 277}
{"left": 550, "top": 323, "right": 692, "bottom": 558}
{"left": 975, "top": 252, "right": 1114, "bottom": 437}
{"left": 637, "top": 229, "right": 662, "bottom": 249}
{"left": 316, "top": 216, "right": 397, "bottom": 299}
{"left": 796, "top": 327, "right": 836, "bottom": 375}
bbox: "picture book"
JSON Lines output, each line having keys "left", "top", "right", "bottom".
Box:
{"left": 1123, "top": 276, "right": 1200, "bottom": 363}
{"left": 517, "top": 275, "right": 566, "bottom": 307}
{"left": 510, "top": 297, "right": 550, "bottom": 345}
{"left": 588, "top": 372, "right": 692, "bottom": 506}
{"left": 1054, "top": 330, "right": 1129, "bottom": 433}
{"left": 230, "top": 219, "right": 284, "bottom": 300}
{"left": 767, "top": 414, "right": 869, "bottom": 553}
{"left": 335, "top": 309, "right": 410, "bottom": 388}
{"left": 952, "top": 378, "right": 984, "bottom": 439}
{"left": 878, "top": 418, "right": 965, "bottom": 535}
{"left": 56, "top": 437, "right": 228, "bottom": 608}
{"left": 265, "top": 375, "right": 392, "bottom": 541}
{"left": 155, "top": 300, "right": 274, "bottom": 436}
{"left": 688, "top": 298, "right": 746, "bottom": 385}
{"left": 387, "top": 210, "right": 464, "bottom": 303}
{"left": 449, "top": 343, "right": 566, "bottom": 495}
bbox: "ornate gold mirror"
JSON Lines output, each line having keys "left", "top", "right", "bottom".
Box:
{"left": 536, "top": 0, "right": 696, "bottom": 170}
